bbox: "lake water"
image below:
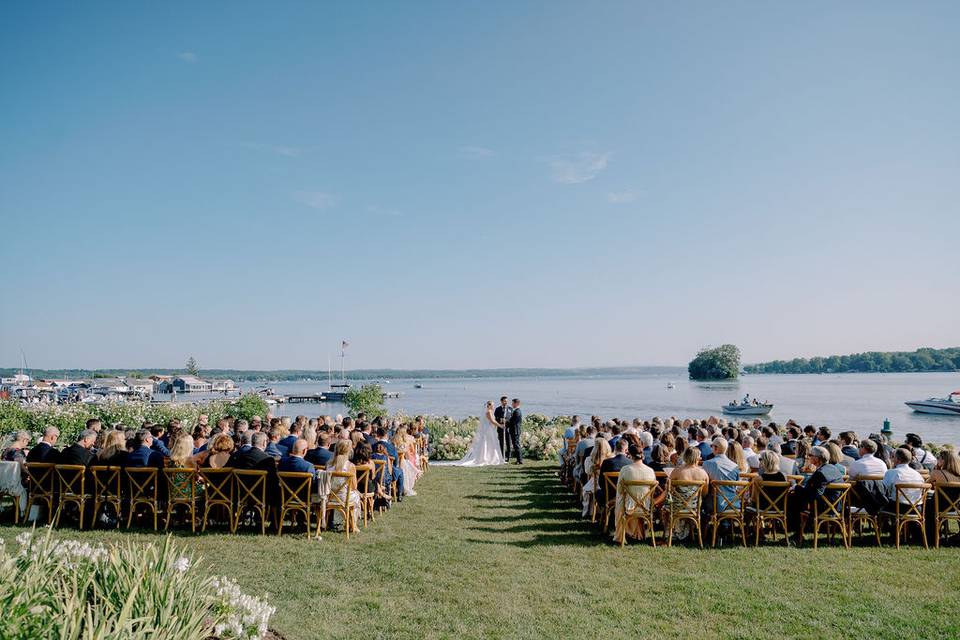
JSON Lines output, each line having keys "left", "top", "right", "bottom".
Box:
{"left": 200, "top": 371, "right": 960, "bottom": 446}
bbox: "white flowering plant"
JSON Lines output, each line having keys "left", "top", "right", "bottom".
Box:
{"left": 426, "top": 413, "right": 565, "bottom": 460}
{"left": 0, "top": 528, "right": 275, "bottom": 640}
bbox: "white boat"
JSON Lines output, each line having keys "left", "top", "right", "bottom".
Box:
{"left": 722, "top": 402, "right": 773, "bottom": 416}
{"left": 905, "top": 391, "right": 960, "bottom": 415}
{"left": 666, "top": 382, "right": 676, "bottom": 389}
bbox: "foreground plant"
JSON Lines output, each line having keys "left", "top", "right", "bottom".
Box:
{"left": 0, "top": 529, "right": 275, "bottom": 640}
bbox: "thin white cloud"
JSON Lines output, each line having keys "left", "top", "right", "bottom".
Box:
{"left": 242, "top": 142, "right": 303, "bottom": 158}
{"left": 607, "top": 189, "right": 639, "bottom": 204}
{"left": 367, "top": 205, "right": 403, "bottom": 217}
{"left": 545, "top": 151, "right": 611, "bottom": 184}
{"left": 293, "top": 191, "right": 335, "bottom": 210}
{"left": 459, "top": 146, "right": 495, "bottom": 159}
{"left": 177, "top": 51, "right": 197, "bottom": 63}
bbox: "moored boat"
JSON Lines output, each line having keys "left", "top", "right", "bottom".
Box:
{"left": 722, "top": 402, "right": 773, "bottom": 416}
{"left": 905, "top": 391, "right": 960, "bottom": 415}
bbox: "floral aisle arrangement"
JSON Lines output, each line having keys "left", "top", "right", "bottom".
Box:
{"left": 0, "top": 529, "right": 275, "bottom": 640}
{"left": 426, "top": 414, "right": 566, "bottom": 461}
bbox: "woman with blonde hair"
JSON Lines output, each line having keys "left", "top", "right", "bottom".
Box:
{"left": 329, "top": 439, "right": 361, "bottom": 531}
{"left": 582, "top": 438, "right": 612, "bottom": 517}
{"left": 393, "top": 426, "right": 421, "bottom": 495}
{"left": 200, "top": 433, "right": 234, "bottom": 468}
{"left": 726, "top": 441, "right": 750, "bottom": 473}
{"left": 167, "top": 432, "right": 198, "bottom": 469}
{"left": 95, "top": 430, "right": 129, "bottom": 467}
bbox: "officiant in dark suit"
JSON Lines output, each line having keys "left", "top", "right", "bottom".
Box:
{"left": 506, "top": 398, "right": 523, "bottom": 465}
{"left": 494, "top": 396, "right": 512, "bottom": 458}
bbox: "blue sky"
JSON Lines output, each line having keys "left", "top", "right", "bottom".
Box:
{"left": 1, "top": 2, "right": 958, "bottom": 370}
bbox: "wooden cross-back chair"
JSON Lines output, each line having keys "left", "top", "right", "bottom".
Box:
{"left": 199, "top": 468, "right": 235, "bottom": 532}
{"left": 616, "top": 479, "right": 659, "bottom": 547}
{"left": 54, "top": 464, "right": 90, "bottom": 529}
{"left": 933, "top": 482, "right": 960, "bottom": 549}
{"left": 125, "top": 467, "right": 159, "bottom": 530}
{"left": 849, "top": 476, "right": 884, "bottom": 546}
{"left": 883, "top": 483, "right": 932, "bottom": 549}
{"left": 416, "top": 438, "right": 429, "bottom": 473}
{"left": 710, "top": 480, "right": 751, "bottom": 548}
{"left": 24, "top": 462, "right": 56, "bottom": 525}
{"left": 234, "top": 470, "right": 270, "bottom": 535}
{"left": 665, "top": 479, "right": 705, "bottom": 548}
{"left": 163, "top": 467, "right": 199, "bottom": 533}
{"left": 355, "top": 464, "right": 376, "bottom": 526}
{"left": 750, "top": 480, "right": 791, "bottom": 546}
{"left": 89, "top": 465, "right": 122, "bottom": 529}
{"left": 589, "top": 464, "right": 602, "bottom": 523}
{"left": 600, "top": 472, "right": 620, "bottom": 533}
{"left": 276, "top": 471, "right": 313, "bottom": 537}
{"left": 325, "top": 470, "right": 358, "bottom": 540}
{"left": 371, "top": 458, "right": 390, "bottom": 513}
{"left": 562, "top": 439, "right": 577, "bottom": 487}
{"left": 806, "top": 482, "right": 851, "bottom": 549}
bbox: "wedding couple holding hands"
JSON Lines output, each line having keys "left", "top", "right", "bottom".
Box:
{"left": 439, "top": 396, "right": 523, "bottom": 467}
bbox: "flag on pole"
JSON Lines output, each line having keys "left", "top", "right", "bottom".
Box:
{"left": 341, "top": 340, "right": 350, "bottom": 350}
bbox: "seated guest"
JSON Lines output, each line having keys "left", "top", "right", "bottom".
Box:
{"left": 639, "top": 431, "right": 654, "bottom": 465}
{"left": 265, "top": 427, "right": 284, "bottom": 460}
{"left": 883, "top": 447, "right": 926, "bottom": 506}
{"left": 847, "top": 438, "right": 887, "bottom": 479}
{"left": 167, "top": 433, "right": 199, "bottom": 469}
{"left": 756, "top": 450, "right": 786, "bottom": 483}
{"left": 612, "top": 443, "right": 657, "bottom": 542}
{"left": 227, "top": 432, "right": 276, "bottom": 472}
{"left": 780, "top": 426, "right": 800, "bottom": 456}
{"left": 840, "top": 431, "right": 860, "bottom": 460}
{"left": 648, "top": 440, "right": 672, "bottom": 474}
{"left": 149, "top": 425, "right": 171, "bottom": 457}
{"left": 306, "top": 432, "right": 334, "bottom": 467}
{"left": 372, "top": 427, "right": 403, "bottom": 498}
{"left": 371, "top": 441, "right": 394, "bottom": 497}
{"left": 694, "top": 428, "right": 713, "bottom": 462}
{"left": 95, "top": 430, "right": 129, "bottom": 467}
{"left": 200, "top": 433, "right": 234, "bottom": 468}
{"left": 26, "top": 426, "right": 60, "bottom": 463}
{"left": 788, "top": 446, "right": 844, "bottom": 542}
{"left": 1, "top": 431, "right": 31, "bottom": 464}
{"left": 192, "top": 425, "right": 209, "bottom": 454}
{"left": 277, "top": 422, "right": 302, "bottom": 458}
{"left": 668, "top": 447, "right": 710, "bottom": 506}
{"left": 127, "top": 430, "right": 166, "bottom": 469}
{"left": 329, "top": 439, "right": 361, "bottom": 531}
{"left": 726, "top": 441, "right": 750, "bottom": 473}
{"left": 930, "top": 450, "right": 960, "bottom": 486}
{"left": 583, "top": 439, "right": 614, "bottom": 517}
{"left": 58, "top": 429, "right": 97, "bottom": 466}
{"left": 278, "top": 439, "right": 320, "bottom": 478}
{"left": 704, "top": 438, "right": 741, "bottom": 508}
{"left": 905, "top": 433, "right": 937, "bottom": 470}
{"left": 764, "top": 442, "right": 796, "bottom": 476}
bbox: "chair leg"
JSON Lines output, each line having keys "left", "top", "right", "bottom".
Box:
{"left": 649, "top": 518, "right": 656, "bottom": 547}
{"left": 711, "top": 519, "right": 718, "bottom": 548}
{"left": 739, "top": 519, "right": 747, "bottom": 547}
{"left": 696, "top": 520, "right": 703, "bottom": 549}
{"left": 754, "top": 519, "right": 761, "bottom": 547}
{"left": 78, "top": 500, "right": 85, "bottom": 530}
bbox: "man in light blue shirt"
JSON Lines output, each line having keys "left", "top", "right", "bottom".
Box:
{"left": 703, "top": 437, "right": 741, "bottom": 509}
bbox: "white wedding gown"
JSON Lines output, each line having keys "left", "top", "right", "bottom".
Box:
{"left": 436, "top": 407, "right": 505, "bottom": 467}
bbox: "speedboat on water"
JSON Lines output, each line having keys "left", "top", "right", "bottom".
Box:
{"left": 722, "top": 402, "right": 773, "bottom": 416}
{"left": 905, "top": 391, "right": 960, "bottom": 415}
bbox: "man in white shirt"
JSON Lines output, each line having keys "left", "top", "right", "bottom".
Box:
{"left": 848, "top": 439, "right": 888, "bottom": 480}
{"left": 883, "top": 448, "right": 925, "bottom": 505}
{"left": 742, "top": 435, "right": 760, "bottom": 471}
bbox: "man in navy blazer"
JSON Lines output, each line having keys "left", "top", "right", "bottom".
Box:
{"left": 278, "top": 439, "right": 320, "bottom": 479}
{"left": 277, "top": 423, "right": 302, "bottom": 458}
{"left": 305, "top": 432, "right": 334, "bottom": 467}
{"left": 26, "top": 426, "right": 61, "bottom": 463}
{"left": 126, "top": 430, "right": 165, "bottom": 469}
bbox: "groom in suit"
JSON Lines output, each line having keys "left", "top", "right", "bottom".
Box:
{"left": 506, "top": 398, "right": 523, "bottom": 465}
{"left": 494, "top": 396, "right": 511, "bottom": 458}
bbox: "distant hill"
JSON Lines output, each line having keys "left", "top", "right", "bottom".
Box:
{"left": 744, "top": 347, "right": 959, "bottom": 374}
{"left": 0, "top": 365, "right": 685, "bottom": 382}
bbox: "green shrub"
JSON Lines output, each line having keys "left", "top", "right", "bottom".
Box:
{"left": 344, "top": 384, "right": 385, "bottom": 416}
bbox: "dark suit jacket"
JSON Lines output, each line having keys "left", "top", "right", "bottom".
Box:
{"left": 277, "top": 435, "right": 297, "bottom": 457}
{"left": 26, "top": 442, "right": 58, "bottom": 463}
{"left": 507, "top": 408, "right": 522, "bottom": 433}
{"left": 126, "top": 445, "right": 164, "bottom": 469}
{"left": 305, "top": 447, "right": 333, "bottom": 467}
{"left": 95, "top": 451, "right": 129, "bottom": 468}
{"left": 278, "top": 455, "right": 318, "bottom": 478}
{"left": 841, "top": 445, "right": 860, "bottom": 460}
{"left": 494, "top": 405, "right": 506, "bottom": 426}
{"left": 781, "top": 439, "right": 797, "bottom": 456}
{"left": 58, "top": 444, "right": 94, "bottom": 466}
{"left": 598, "top": 454, "right": 632, "bottom": 502}
{"left": 793, "top": 463, "right": 844, "bottom": 510}
{"left": 227, "top": 446, "right": 277, "bottom": 472}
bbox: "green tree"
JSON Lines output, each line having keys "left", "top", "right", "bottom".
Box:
{"left": 688, "top": 344, "right": 741, "bottom": 381}
{"left": 185, "top": 356, "right": 200, "bottom": 376}
{"left": 224, "top": 393, "right": 269, "bottom": 422}
{"left": 344, "top": 384, "right": 385, "bottom": 416}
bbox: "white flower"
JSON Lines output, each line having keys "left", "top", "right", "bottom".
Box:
{"left": 171, "top": 556, "right": 191, "bottom": 574}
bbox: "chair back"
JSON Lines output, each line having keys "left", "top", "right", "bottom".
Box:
{"left": 934, "top": 481, "right": 960, "bottom": 519}
{"left": 125, "top": 467, "right": 158, "bottom": 502}
{"left": 234, "top": 470, "right": 268, "bottom": 508}
{"left": 25, "top": 462, "right": 56, "bottom": 496}
{"left": 754, "top": 480, "right": 790, "bottom": 516}
{"left": 277, "top": 471, "right": 313, "bottom": 509}
{"left": 372, "top": 458, "right": 388, "bottom": 485}
{"left": 712, "top": 479, "right": 750, "bottom": 515}
{"left": 89, "top": 465, "right": 122, "bottom": 501}
{"left": 327, "top": 470, "right": 354, "bottom": 509}
{"left": 199, "top": 468, "right": 234, "bottom": 506}
{"left": 355, "top": 464, "right": 374, "bottom": 495}
{"left": 895, "top": 482, "right": 931, "bottom": 521}
{"left": 619, "top": 479, "right": 658, "bottom": 515}
{"left": 55, "top": 464, "right": 88, "bottom": 498}
{"left": 566, "top": 439, "right": 577, "bottom": 456}
{"left": 601, "top": 472, "right": 620, "bottom": 508}
{"left": 815, "top": 482, "right": 851, "bottom": 521}
{"left": 163, "top": 467, "right": 198, "bottom": 503}
{"left": 668, "top": 479, "right": 705, "bottom": 516}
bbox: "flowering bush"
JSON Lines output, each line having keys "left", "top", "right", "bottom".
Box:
{"left": 0, "top": 529, "right": 275, "bottom": 640}
{"left": 426, "top": 413, "right": 565, "bottom": 461}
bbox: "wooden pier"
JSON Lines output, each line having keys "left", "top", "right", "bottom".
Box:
{"left": 284, "top": 391, "right": 401, "bottom": 403}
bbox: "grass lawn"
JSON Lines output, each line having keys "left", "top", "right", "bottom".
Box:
{"left": 3, "top": 461, "right": 959, "bottom": 639}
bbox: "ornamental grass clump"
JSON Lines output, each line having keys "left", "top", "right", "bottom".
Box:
{"left": 0, "top": 529, "right": 275, "bottom": 640}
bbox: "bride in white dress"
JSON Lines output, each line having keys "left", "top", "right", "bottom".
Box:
{"left": 436, "top": 400, "right": 505, "bottom": 467}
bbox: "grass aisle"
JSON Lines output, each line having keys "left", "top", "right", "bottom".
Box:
{"left": 3, "top": 461, "right": 959, "bottom": 639}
